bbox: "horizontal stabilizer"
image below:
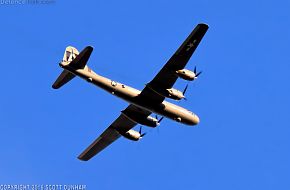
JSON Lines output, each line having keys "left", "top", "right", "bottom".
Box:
{"left": 52, "top": 70, "right": 75, "bottom": 89}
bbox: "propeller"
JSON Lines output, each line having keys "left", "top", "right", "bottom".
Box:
{"left": 179, "top": 66, "right": 201, "bottom": 100}
{"left": 183, "top": 84, "right": 188, "bottom": 95}
{"left": 182, "top": 84, "right": 189, "bottom": 100}
{"left": 194, "top": 66, "right": 202, "bottom": 79}
{"left": 155, "top": 115, "right": 164, "bottom": 134}
{"left": 155, "top": 115, "right": 164, "bottom": 124}
{"left": 139, "top": 126, "right": 146, "bottom": 138}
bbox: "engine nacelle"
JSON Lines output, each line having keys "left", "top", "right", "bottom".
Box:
{"left": 146, "top": 84, "right": 185, "bottom": 100}
{"left": 121, "top": 111, "right": 159, "bottom": 127}
{"left": 122, "top": 129, "right": 141, "bottom": 141}
{"left": 165, "top": 88, "right": 185, "bottom": 100}
{"left": 176, "top": 69, "right": 196, "bottom": 81}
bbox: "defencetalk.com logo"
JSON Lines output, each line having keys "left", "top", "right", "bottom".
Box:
{"left": 0, "top": 0, "right": 55, "bottom": 5}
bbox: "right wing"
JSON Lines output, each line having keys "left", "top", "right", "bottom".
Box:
{"left": 78, "top": 104, "right": 151, "bottom": 161}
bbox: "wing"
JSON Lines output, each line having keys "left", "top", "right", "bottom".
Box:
{"left": 78, "top": 104, "right": 151, "bottom": 161}
{"left": 139, "top": 23, "right": 209, "bottom": 103}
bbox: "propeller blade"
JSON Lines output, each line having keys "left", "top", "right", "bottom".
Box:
{"left": 193, "top": 66, "right": 202, "bottom": 79}
{"left": 158, "top": 117, "right": 164, "bottom": 123}
{"left": 183, "top": 84, "right": 189, "bottom": 95}
{"left": 139, "top": 126, "right": 146, "bottom": 137}
{"left": 195, "top": 71, "right": 202, "bottom": 77}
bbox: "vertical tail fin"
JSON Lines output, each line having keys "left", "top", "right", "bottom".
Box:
{"left": 62, "top": 46, "right": 79, "bottom": 63}
{"left": 52, "top": 46, "right": 93, "bottom": 89}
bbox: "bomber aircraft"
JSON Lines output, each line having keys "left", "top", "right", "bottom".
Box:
{"left": 52, "top": 23, "right": 208, "bottom": 161}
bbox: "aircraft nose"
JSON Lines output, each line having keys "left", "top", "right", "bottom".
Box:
{"left": 192, "top": 114, "right": 200, "bottom": 125}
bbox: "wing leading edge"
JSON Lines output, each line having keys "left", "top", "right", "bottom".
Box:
{"left": 78, "top": 104, "right": 151, "bottom": 161}
{"left": 139, "top": 23, "right": 208, "bottom": 103}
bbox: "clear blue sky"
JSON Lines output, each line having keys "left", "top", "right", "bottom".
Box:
{"left": 0, "top": 0, "right": 289, "bottom": 189}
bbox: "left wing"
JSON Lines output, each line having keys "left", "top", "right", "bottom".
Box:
{"left": 139, "top": 23, "right": 208, "bottom": 103}
{"left": 78, "top": 104, "right": 151, "bottom": 161}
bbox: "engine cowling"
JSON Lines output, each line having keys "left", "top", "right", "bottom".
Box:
{"left": 122, "top": 129, "right": 142, "bottom": 141}
{"left": 165, "top": 88, "right": 185, "bottom": 100}
{"left": 176, "top": 69, "right": 196, "bottom": 81}
{"left": 121, "top": 112, "right": 159, "bottom": 127}
{"left": 146, "top": 84, "right": 185, "bottom": 100}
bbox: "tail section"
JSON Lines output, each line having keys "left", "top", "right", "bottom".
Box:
{"left": 52, "top": 46, "right": 93, "bottom": 89}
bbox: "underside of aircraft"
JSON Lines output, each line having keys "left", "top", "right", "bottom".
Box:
{"left": 52, "top": 23, "right": 209, "bottom": 161}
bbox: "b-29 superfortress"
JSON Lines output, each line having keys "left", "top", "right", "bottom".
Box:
{"left": 52, "top": 23, "right": 209, "bottom": 161}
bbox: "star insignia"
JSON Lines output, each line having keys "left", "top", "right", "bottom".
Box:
{"left": 186, "top": 40, "right": 196, "bottom": 51}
